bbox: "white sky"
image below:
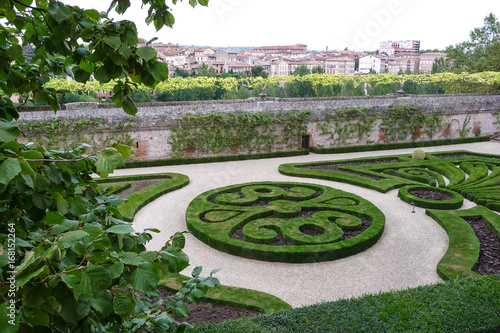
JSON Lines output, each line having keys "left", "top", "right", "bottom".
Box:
{"left": 63, "top": 0, "right": 499, "bottom": 51}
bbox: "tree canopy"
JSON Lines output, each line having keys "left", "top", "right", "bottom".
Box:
{"left": 0, "top": 0, "right": 208, "bottom": 120}
{"left": 446, "top": 13, "right": 500, "bottom": 73}
{"left": 0, "top": 1, "right": 221, "bottom": 332}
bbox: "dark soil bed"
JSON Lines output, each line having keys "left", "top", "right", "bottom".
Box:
{"left": 463, "top": 216, "right": 500, "bottom": 275}
{"left": 408, "top": 189, "right": 453, "bottom": 201}
{"left": 115, "top": 179, "right": 166, "bottom": 198}
{"left": 124, "top": 285, "right": 262, "bottom": 326}
{"left": 300, "top": 160, "right": 399, "bottom": 181}
{"left": 230, "top": 211, "right": 372, "bottom": 246}
{"left": 156, "top": 287, "right": 262, "bottom": 326}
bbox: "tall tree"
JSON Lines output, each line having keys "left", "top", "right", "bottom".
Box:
{"left": 446, "top": 13, "right": 500, "bottom": 73}
{"left": 293, "top": 65, "right": 311, "bottom": 76}
{"left": 431, "top": 57, "right": 450, "bottom": 74}
{"left": 312, "top": 65, "right": 324, "bottom": 74}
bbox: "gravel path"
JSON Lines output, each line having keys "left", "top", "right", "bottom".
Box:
{"left": 111, "top": 141, "right": 500, "bottom": 308}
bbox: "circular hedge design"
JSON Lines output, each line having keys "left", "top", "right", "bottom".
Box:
{"left": 398, "top": 185, "right": 464, "bottom": 209}
{"left": 186, "top": 182, "right": 385, "bottom": 263}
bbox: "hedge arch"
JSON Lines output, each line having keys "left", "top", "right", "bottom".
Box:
{"left": 398, "top": 185, "right": 464, "bottom": 210}
{"left": 186, "top": 182, "right": 385, "bottom": 263}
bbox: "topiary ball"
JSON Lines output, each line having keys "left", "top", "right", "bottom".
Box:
{"left": 412, "top": 148, "right": 425, "bottom": 160}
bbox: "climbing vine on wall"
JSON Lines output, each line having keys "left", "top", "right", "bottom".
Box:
{"left": 17, "top": 117, "right": 135, "bottom": 152}
{"left": 168, "top": 110, "right": 312, "bottom": 157}
{"left": 317, "top": 108, "right": 378, "bottom": 145}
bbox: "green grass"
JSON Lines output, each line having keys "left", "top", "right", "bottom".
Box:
{"left": 188, "top": 274, "right": 500, "bottom": 333}
{"left": 426, "top": 206, "right": 500, "bottom": 280}
{"left": 96, "top": 172, "right": 190, "bottom": 221}
{"left": 160, "top": 274, "right": 292, "bottom": 315}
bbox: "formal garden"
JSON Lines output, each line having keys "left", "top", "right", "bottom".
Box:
{"left": 88, "top": 146, "right": 500, "bottom": 332}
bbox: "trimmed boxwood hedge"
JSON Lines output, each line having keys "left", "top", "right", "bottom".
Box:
{"left": 398, "top": 185, "right": 464, "bottom": 209}
{"left": 310, "top": 136, "right": 490, "bottom": 154}
{"left": 121, "top": 149, "right": 309, "bottom": 169}
{"left": 160, "top": 274, "right": 292, "bottom": 315}
{"left": 426, "top": 205, "right": 500, "bottom": 280}
{"left": 186, "top": 182, "right": 385, "bottom": 263}
{"left": 97, "top": 173, "right": 190, "bottom": 222}
{"left": 279, "top": 150, "right": 500, "bottom": 211}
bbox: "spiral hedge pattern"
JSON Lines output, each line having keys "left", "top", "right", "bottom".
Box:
{"left": 186, "top": 182, "right": 385, "bottom": 263}
{"left": 279, "top": 150, "right": 500, "bottom": 212}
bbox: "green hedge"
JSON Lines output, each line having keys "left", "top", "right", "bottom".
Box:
{"left": 189, "top": 275, "right": 500, "bottom": 333}
{"left": 186, "top": 182, "right": 385, "bottom": 263}
{"left": 426, "top": 206, "right": 500, "bottom": 280}
{"left": 160, "top": 274, "right": 292, "bottom": 315}
{"left": 97, "top": 173, "right": 190, "bottom": 222}
{"left": 121, "top": 149, "right": 309, "bottom": 169}
{"left": 309, "top": 136, "right": 490, "bottom": 154}
{"left": 398, "top": 185, "right": 464, "bottom": 209}
{"left": 279, "top": 151, "right": 500, "bottom": 203}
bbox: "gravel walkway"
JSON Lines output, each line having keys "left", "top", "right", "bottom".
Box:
{"left": 111, "top": 141, "right": 500, "bottom": 308}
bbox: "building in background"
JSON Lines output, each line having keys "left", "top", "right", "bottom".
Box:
{"left": 419, "top": 52, "right": 447, "bottom": 73}
{"left": 380, "top": 40, "right": 420, "bottom": 56}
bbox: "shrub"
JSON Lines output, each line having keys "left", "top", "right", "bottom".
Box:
{"left": 412, "top": 148, "right": 425, "bottom": 160}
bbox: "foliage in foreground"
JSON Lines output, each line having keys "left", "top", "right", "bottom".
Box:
{"left": 190, "top": 275, "right": 500, "bottom": 333}
{"left": 0, "top": 124, "right": 219, "bottom": 332}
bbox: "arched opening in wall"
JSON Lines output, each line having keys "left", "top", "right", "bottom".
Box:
{"left": 301, "top": 135, "right": 310, "bottom": 149}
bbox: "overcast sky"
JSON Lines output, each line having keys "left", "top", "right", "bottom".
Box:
{"left": 64, "top": 0, "right": 499, "bottom": 51}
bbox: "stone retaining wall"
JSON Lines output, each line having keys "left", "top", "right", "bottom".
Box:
{"left": 16, "top": 93, "right": 500, "bottom": 160}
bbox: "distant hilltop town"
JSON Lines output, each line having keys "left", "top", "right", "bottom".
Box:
{"left": 141, "top": 40, "right": 447, "bottom": 77}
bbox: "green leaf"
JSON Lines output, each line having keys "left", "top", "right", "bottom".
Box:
{"left": 136, "top": 46, "right": 156, "bottom": 61}
{"left": 14, "top": 250, "right": 36, "bottom": 275}
{"left": 32, "top": 192, "right": 53, "bottom": 210}
{"left": 47, "top": 2, "right": 71, "bottom": 23}
{"left": 0, "top": 302, "right": 20, "bottom": 332}
{"left": 210, "top": 268, "right": 222, "bottom": 276}
{"left": 131, "top": 262, "right": 159, "bottom": 292}
{"left": 84, "top": 9, "right": 101, "bottom": 22}
{"left": 113, "top": 292, "right": 135, "bottom": 316}
{"left": 96, "top": 147, "right": 124, "bottom": 177}
{"left": 172, "top": 301, "right": 190, "bottom": 319}
{"left": 122, "top": 95, "right": 138, "bottom": 116}
{"left": 122, "top": 252, "right": 142, "bottom": 265}
{"left": 16, "top": 266, "right": 49, "bottom": 287}
{"left": 45, "top": 211, "right": 65, "bottom": 225}
{"left": 192, "top": 266, "right": 202, "bottom": 278}
{"left": 160, "top": 247, "right": 190, "bottom": 273}
{"left": 58, "top": 230, "right": 90, "bottom": 248}
{"left": 33, "top": 173, "right": 51, "bottom": 192}
{"left": 106, "top": 262, "right": 124, "bottom": 279}
{"left": 74, "top": 69, "right": 91, "bottom": 83}
{"left": 172, "top": 233, "right": 186, "bottom": 249}
{"left": 104, "top": 34, "right": 122, "bottom": 50}
{"left": 112, "top": 144, "right": 131, "bottom": 160}
{"left": 80, "top": 265, "right": 112, "bottom": 297}
{"left": 0, "top": 158, "right": 21, "bottom": 185}
{"left": 106, "top": 224, "right": 134, "bottom": 234}
{"left": 198, "top": 0, "right": 209, "bottom": 5}
{"left": 150, "top": 61, "right": 169, "bottom": 81}
{"left": 69, "top": 196, "right": 87, "bottom": 216}
{"left": 95, "top": 66, "right": 112, "bottom": 83}
{"left": 57, "top": 197, "right": 69, "bottom": 216}
{"left": 59, "top": 294, "right": 90, "bottom": 323}
{"left": 89, "top": 290, "right": 113, "bottom": 317}
{"left": 61, "top": 270, "right": 82, "bottom": 299}
{"left": 6, "top": 44, "right": 22, "bottom": 59}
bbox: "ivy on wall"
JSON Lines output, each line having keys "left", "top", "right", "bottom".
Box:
{"left": 168, "top": 110, "right": 312, "bottom": 158}
{"left": 317, "top": 106, "right": 446, "bottom": 145}
{"left": 17, "top": 117, "right": 135, "bottom": 151}
{"left": 317, "top": 108, "right": 378, "bottom": 145}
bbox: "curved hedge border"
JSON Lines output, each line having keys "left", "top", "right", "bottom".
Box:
{"left": 310, "top": 136, "right": 490, "bottom": 154}
{"left": 426, "top": 206, "right": 500, "bottom": 280}
{"left": 186, "top": 182, "right": 385, "bottom": 263}
{"left": 96, "top": 173, "right": 190, "bottom": 222}
{"left": 160, "top": 274, "right": 292, "bottom": 315}
{"left": 398, "top": 185, "right": 464, "bottom": 209}
{"left": 279, "top": 150, "right": 500, "bottom": 211}
{"left": 121, "top": 149, "right": 309, "bottom": 169}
